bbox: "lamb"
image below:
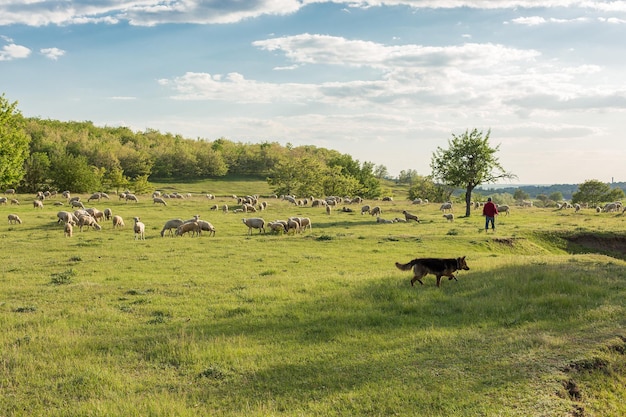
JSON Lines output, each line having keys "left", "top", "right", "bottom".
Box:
{"left": 326, "top": 205, "right": 332, "bottom": 215}
{"left": 112, "top": 215, "right": 125, "bottom": 228}
{"left": 369, "top": 206, "right": 382, "bottom": 217}
{"left": 297, "top": 217, "right": 312, "bottom": 231}
{"left": 160, "top": 218, "right": 184, "bottom": 237}
{"left": 196, "top": 220, "right": 216, "bottom": 237}
{"left": 443, "top": 213, "right": 454, "bottom": 222}
{"left": 64, "top": 222, "right": 73, "bottom": 237}
{"left": 153, "top": 197, "right": 167, "bottom": 206}
{"left": 402, "top": 210, "right": 420, "bottom": 223}
{"left": 8, "top": 214, "right": 22, "bottom": 224}
{"left": 103, "top": 208, "right": 112, "bottom": 220}
{"left": 242, "top": 217, "right": 266, "bottom": 235}
{"left": 133, "top": 217, "right": 145, "bottom": 240}
{"left": 175, "top": 221, "right": 201, "bottom": 237}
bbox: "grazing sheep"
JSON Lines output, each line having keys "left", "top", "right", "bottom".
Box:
{"left": 222, "top": 204, "right": 229, "bottom": 214}
{"left": 87, "top": 208, "right": 104, "bottom": 222}
{"left": 369, "top": 206, "right": 382, "bottom": 217}
{"left": 210, "top": 204, "right": 218, "bottom": 211}
{"left": 443, "top": 213, "right": 454, "bottom": 222}
{"left": 175, "top": 221, "right": 201, "bottom": 237}
{"left": 393, "top": 217, "right": 407, "bottom": 223}
{"left": 87, "top": 192, "right": 102, "bottom": 202}
{"left": 103, "top": 208, "right": 112, "bottom": 220}
{"left": 153, "top": 197, "right": 167, "bottom": 206}
{"left": 160, "top": 218, "right": 184, "bottom": 237}
{"left": 10, "top": 198, "right": 19, "bottom": 205}
{"left": 57, "top": 211, "right": 79, "bottom": 225}
{"left": 574, "top": 203, "right": 581, "bottom": 212}
{"left": 267, "top": 221, "right": 287, "bottom": 234}
{"left": 286, "top": 218, "right": 301, "bottom": 234}
{"left": 402, "top": 210, "right": 420, "bottom": 223}
{"left": 5, "top": 188, "right": 15, "bottom": 194}
{"left": 326, "top": 205, "right": 332, "bottom": 215}
{"left": 361, "top": 205, "right": 371, "bottom": 215}
{"left": 133, "top": 217, "right": 145, "bottom": 240}
{"left": 70, "top": 200, "right": 85, "bottom": 209}
{"left": 77, "top": 215, "right": 102, "bottom": 231}
{"left": 297, "top": 217, "right": 312, "bottom": 231}
{"left": 196, "top": 220, "right": 216, "bottom": 237}
{"left": 125, "top": 193, "right": 139, "bottom": 203}
{"left": 242, "top": 217, "right": 266, "bottom": 235}
{"left": 497, "top": 205, "right": 510, "bottom": 216}
{"left": 112, "top": 215, "right": 125, "bottom": 228}
{"left": 0, "top": 197, "right": 7, "bottom": 205}
{"left": 33, "top": 200, "right": 44, "bottom": 209}
{"left": 64, "top": 222, "right": 73, "bottom": 237}
{"left": 8, "top": 214, "right": 22, "bottom": 224}
{"left": 440, "top": 202, "right": 453, "bottom": 212}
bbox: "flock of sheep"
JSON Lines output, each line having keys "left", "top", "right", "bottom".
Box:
{"left": 3, "top": 187, "right": 625, "bottom": 241}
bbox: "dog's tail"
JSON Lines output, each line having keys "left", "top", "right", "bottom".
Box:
{"left": 395, "top": 260, "right": 416, "bottom": 271}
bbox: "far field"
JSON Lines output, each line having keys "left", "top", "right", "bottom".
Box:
{"left": 1, "top": 177, "right": 625, "bottom": 417}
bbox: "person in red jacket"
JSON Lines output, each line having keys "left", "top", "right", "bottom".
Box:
{"left": 482, "top": 197, "right": 498, "bottom": 232}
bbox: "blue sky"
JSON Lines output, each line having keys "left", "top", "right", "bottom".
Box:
{"left": 1, "top": 1, "right": 625, "bottom": 185}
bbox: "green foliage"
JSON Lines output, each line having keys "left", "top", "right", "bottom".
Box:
{"left": 431, "top": 129, "right": 516, "bottom": 217}
{"left": 0, "top": 94, "right": 30, "bottom": 188}
{"left": 48, "top": 153, "right": 101, "bottom": 192}
{"left": 407, "top": 175, "right": 451, "bottom": 202}
{"left": 513, "top": 188, "right": 530, "bottom": 201}
{"left": 21, "top": 152, "right": 51, "bottom": 192}
{"left": 572, "top": 179, "right": 614, "bottom": 206}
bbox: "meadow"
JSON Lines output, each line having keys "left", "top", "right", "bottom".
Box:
{"left": 1, "top": 178, "right": 626, "bottom": 417}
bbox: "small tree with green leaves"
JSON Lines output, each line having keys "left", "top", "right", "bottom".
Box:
{"left": 0, "top": 94, "right": 30, "bottom": 189}
{"left": 430, "top": 129, "right": 516, "bottom": 217}
{"left": 572, "top": 179, "right": 624, "bottom": 207}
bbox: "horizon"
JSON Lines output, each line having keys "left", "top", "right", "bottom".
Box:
{"left": 1, "top": 1, "right": 625, "bottom": 185}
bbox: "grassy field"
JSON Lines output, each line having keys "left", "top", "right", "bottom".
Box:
{"left": 1, "top": 177, "right": 626, "bottom": 416}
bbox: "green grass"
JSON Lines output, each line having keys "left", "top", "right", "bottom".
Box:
{"left": 1, "top": 178, "right": 626, "bottom": 416}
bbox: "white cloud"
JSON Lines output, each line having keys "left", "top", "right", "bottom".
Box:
{"left": 0, "top": 43, "right": 31, "bottom": 60}
{"left": 40, "top": 47, "right": 65, "bottom": 60}
{"left": 1, "top": 1, "right": 625, "bottom": 27}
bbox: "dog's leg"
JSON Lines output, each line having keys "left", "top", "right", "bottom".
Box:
{"left": 449, "top": 274, "right": 458, "bottom": 281}
{"left": 411, "top": 276, "right": 424, "bottom": 286}
{"left": 436, "top": 276, "right": 442, "bottom": 287}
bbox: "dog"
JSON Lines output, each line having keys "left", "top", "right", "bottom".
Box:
{"left": 395, "top": 256, "right": 469, "bottom": 287}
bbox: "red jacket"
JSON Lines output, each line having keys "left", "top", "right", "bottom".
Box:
{"left": 483, "top": 201, "right": 498, "bottom": 217}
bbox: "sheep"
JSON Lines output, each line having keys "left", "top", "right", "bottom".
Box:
{"left": 133, "top": 217, "right": 145, "bottom": 240}
{"left": 326, "top": 205, "right": 332, "bottom": 215}
{"left": 603, "top": 202, "right": 618, "bottom": 212}
{"left": 296, "top": 217, "right": 312, "bottom": 231}
{"left": 160, "top": 218, "right": 184, "bottom": 237}
{"left": 196, "top": 220, "right": 216, "bottom": 237}
{"left": 210, "top": 204, "right": 219, "bottom": 211}
{"left": 443, "top": 213, "right": 454, "bottom": 222}
{"left": 574, "top": 203, "right": 581, "bottom": 212}
{"left": 64, "top": 222, "right": 73, "bottom": 237}
{"left": 87, "top": 208, "right": 104, "bottom": 222}
{"left": 8, "top": 214, "right": 22, "bottom": 224}
{"left": 33, "top": 200, "right": 44, "bottom": 209}
{"left": 5, "top": 188, "right": 15, "bottom": 194}
{"left": 103, "top": 208, "right": 112, "bottom": 220}
{"left": 402, "top": 210, "right": 420, "bottom": 223}
{"left": 242, "top": 217, "right": 266, "bottom": 235}
{"left": 440, "top": 202, "right": 453, "bottom": 212}
{"left": 0, "top": 197, "right": 7, "bottom": 205}
{"left": 70, "top": 200, "right": 85, "bottom": 209}
{"left": 376, "top": 217, "right": 395, "bottom": 224}
{"left": 286, "top": 218, "right": 301, "bottom": 234}
{"left": 112, "top": 215, "right": 125, "bottom": 228}
{"left": 370, "top": 206, "right": 382, "bottom": 217}
{"left": 57, "top": 211, "right": 78, "bottom": 225}
{"left": 77, "top": 215, "right": 102, "bottom": 232}
{"left": 393, "top": 217, "right": 407, "bottom": 223}
{"left": 497, "top": 205, "right": 510, "bottom": 216}
{"left": 175, "top": 221, "right": 201, "bottom": 237}
{"left": 153, "top": 197, "right": 167, "bottom": 206}
{"left": 125, "top": 193, "right": 139, "bottom": 203}
{"left": 87, "top": 192, "right": 102, "bottom": 202}
{"left": 361, "top": 205, "right": 371, "bottom": 215}
{"left": 222, "top": 204, "right": 229, "bottom": 214}
{"left": 10, "top": 198, "right": 19, "bottom": 205}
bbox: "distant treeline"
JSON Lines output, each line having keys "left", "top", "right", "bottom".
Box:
{"left": 476, "top": 183, "right": 626, "bottom": 201}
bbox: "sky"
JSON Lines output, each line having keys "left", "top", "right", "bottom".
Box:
{"left": 1, "top": 1, "right": 625, "bottom": 185}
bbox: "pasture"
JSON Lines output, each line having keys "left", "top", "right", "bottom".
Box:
{"left": 1, "top": 179, "right": 626, "bottom": 416}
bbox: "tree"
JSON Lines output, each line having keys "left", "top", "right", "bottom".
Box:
{"left": 49, "top": 153, "right": 100, "bottom": 192}
{"left": 430, "top": 129, "right": 516, "bottom": 217}
{"left": 0, "top": 94, "right": 30, "bottom": 188}
{"left": 513, "top": 188, "right": 530, "bottom": 201}
{"left": 21, "top": 152, "right": 50, "bottom": 192}
{"left": 572, "top": 179, "right": 624, "bottom": 206}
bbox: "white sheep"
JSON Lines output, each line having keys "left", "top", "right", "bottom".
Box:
{"left": 443, "top": 213, "right": 454, "bottom": 222}
{"left": 376, "top": 217, "right": 395, "bottom": 223}
{"left": 497, "top": 205, "right": 510, "bottom": 216}
{"left": 10, "top": 198, "right": 19, "bottom": 205}
{"left": 196, "top": 220, "right": 216, "bottom": 237}
{"left": 57, "top": 211, "right": 79, "bottom": 225}
{"left": 87, "top": 192, "right": 102, "bottom": 202}
{"left": 267, "top": 221, "right": 287, "bottom": 234}
{"left": 402, "top": 210, "right": 420, "bottom": 222}
{"left": 77, "top": 215, "right": 102, "bottom": 231}
{"left": 125, "top": 193, "right": 139, "bottom": 203}
{"left": 242, "top": 218, "right": 266, "bottom": 235}
{"left": 112, "top": 215, "right": 125, "bottom": 228}
{"left": 160, "top": 218, "right": 184, "bottom": 237}
{"left": 133, "top": 217, "right": 145, "bottom": 240}
{"left": 296, "top": 217, "right": 312, "bottom": 231}
{"left": 33, "top": 200, "right": 44, "bottom": 209}
{"left": 70, "top": 200, "right": 85, "bottom": 209}
{"left": 8, "top": 214, "right": 22, "bottom": 224}
{"left": 0, "top": 197, "right": 7, "bottom": 205}
{"left": 440, "top": 202, "right": 453, "bottom": 212}
{"left": 103, "top": 208, "right": 112, "bottom": 220}
{"left": 153, "top": 197, "right": 167, "bottom": 206}
{"left": 175, "top": 221, "right": 201, "bottom": 237}
{"left": 286, "top": 218, "right": 301, "bottom": 234}
{"left": 370, "top": 206, "right": 382, "bottom": 217}
{"left": 361, "top": 205, "right": 371, "bottom": 215}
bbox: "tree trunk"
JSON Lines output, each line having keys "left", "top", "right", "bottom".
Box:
{"left": 465, "top": 185, "right": 474, "bottom": 217}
